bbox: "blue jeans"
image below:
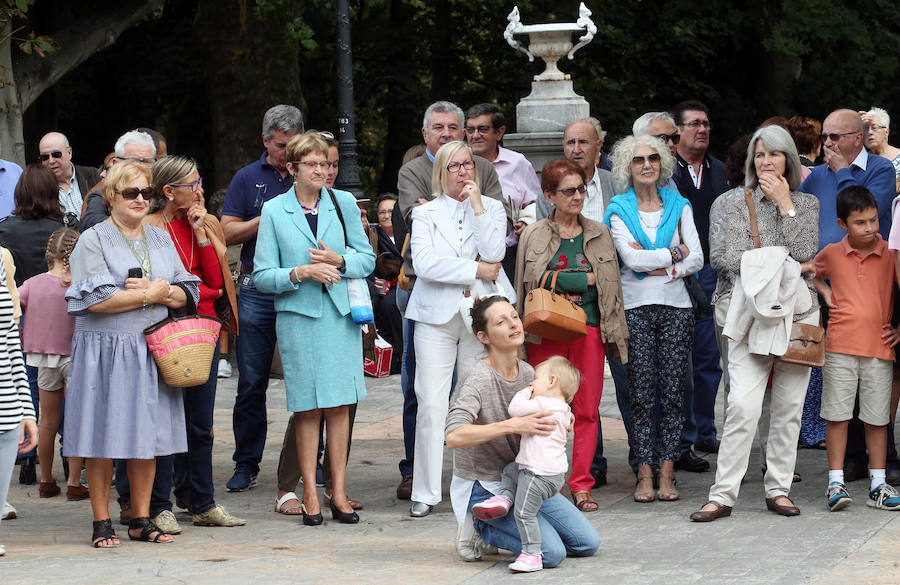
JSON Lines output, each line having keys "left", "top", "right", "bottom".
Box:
{"left": 396, "top": 287, "right": 417, "bottom": 477}
{"left": 691, "top": 265, "right": 722, "bottom": 442}
{"left": 115, "top": 456, "right": 174, "bottom": 517}
{"left": 174, "top": 347, "right": 219, "bottom": 514}
{"left": 232, "top": 279, "right": 277, "bottom": 475}
{"left": 469, "top": 482, "right": 599, "bottom": 567}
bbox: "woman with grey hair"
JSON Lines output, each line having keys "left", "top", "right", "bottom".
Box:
{"left": 692, "top": 125, "right": 819, "bottom": 522}
{"left": 860, "top": 107, "right": 900, "bottom": 194}
{"left": 603, "top": 135, "right": 702, "bottom": 503}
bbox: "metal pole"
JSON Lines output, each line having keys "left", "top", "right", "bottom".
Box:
{"left": 334, "top": 0, "right": 363, "bottom": 198}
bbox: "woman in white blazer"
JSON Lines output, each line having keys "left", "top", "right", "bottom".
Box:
{"left": 405, "top": 140, "right": 515, "bottom": 517}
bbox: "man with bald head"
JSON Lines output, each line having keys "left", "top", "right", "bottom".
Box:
{"left": 801, "top": 108, "right": 896, "bottom": 246}
{"left": 38, "top": 132, "right": 101, "bottom": 219}
{"left": 536, "top": 118, "right": 621, "bottom": 221}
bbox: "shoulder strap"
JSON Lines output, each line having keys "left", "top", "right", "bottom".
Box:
{"left": 326, "top": 188, "right": 349, "bottom": 248}
{"left": 744, "top": 188, "right": 761, "bottom": 249}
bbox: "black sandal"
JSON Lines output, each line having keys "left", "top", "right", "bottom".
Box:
{"left": 91, "top": 518, "right": 119, "bottom": 548}
{"left": 128, "top": 517, "right": 170, "bottom": 543}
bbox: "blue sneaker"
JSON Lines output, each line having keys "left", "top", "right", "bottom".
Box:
{"left": 226, "top": 466, "right": 258, "bottom": 492}
{"left": 867, "top": 483, "right": 900, "bottom": 510}
{"left": 826, "top": 482, "right": 851, "bottom": 511}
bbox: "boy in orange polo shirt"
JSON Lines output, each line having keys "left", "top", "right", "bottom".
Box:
{"left": 807, "top": 186, "right": 900, "bottom": 512}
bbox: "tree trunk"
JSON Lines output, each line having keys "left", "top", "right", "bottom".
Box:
{"left": 0, "top": 22, "right": 25, "bottom": 164}
{"left": 195, "top": 0, "right": 306, "bottom": 193}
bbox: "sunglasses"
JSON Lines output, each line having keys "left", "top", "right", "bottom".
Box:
{"left": 631, "top": 153, "right": 662, "bottom": 166}
{"left": 820, "top": 131, "right": 860, "bottom": 142}
{"left": 554, "top": 184, "right": 588, "bottom": 197}
{"left": 39, "top": 151, "right": 64, "bottom": 161}
{"left": 464, "top": 125, "right": 494, "bottom": 135}
{"left": 119, "top": 187, "right": 155, "bottom": 200}
{"left": 651, "top": 133, "right": 680, "bottom": 145}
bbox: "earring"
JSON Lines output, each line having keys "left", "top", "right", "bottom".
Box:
{"left": 168, "top": 196, "right": 174, "bottom": 201}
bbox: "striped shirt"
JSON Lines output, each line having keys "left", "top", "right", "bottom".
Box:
{"left": 0, "top": 258, "right": 34, "bottom": 433}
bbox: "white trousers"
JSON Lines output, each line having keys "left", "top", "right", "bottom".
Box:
{"left": 708, "top": 316, "right": 814, "bottom": 506}
{"left": 411, "top": 313, "right": 485, "bottom": 505}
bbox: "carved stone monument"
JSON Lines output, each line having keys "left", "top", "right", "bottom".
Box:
{"left": 502, "top": 3, "right": 596, "bottom": 175}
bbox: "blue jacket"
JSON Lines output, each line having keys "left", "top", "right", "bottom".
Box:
{"left": 253, "top": 186, "right": 375, "bottom": 317}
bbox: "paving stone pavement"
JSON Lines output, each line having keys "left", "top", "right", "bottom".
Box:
{"left": 2, "top": 370, "right": 900, "bottom": 585}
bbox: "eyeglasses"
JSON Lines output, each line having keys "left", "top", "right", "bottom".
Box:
{"left": 447, "top": 160, "right": 475, "bottom": 173}
{"left": 119, "top": 156, "right": 156, "bottom": 165}
{"left": 679, "top": 120, "right": 711, "bottom": 130}
{"left": 820, "top": 131, "right": 860, "bottom": 142}
{"left": 652, "top": 133, "right": 680, "bottom": 145}
{"left": 295, "top": 161, "right": 330, "bottom": 170}
{"left": 631, "top": 153, "right": 662, "bottom": 166}
{"left": 119, "top": 187, "right": 155, "bottom": 200}
{"left": 553, "top": 184, "right": 587, "bottom": 197}
{"left": 867, "top": 125, "right": 887, "bottom": 133}
{"left": 464, "top": 125, "right": 494, "bottom": 135}
{"left": 170, "top": 177, "right": 203, "bottom": 192}
{"left": 39, "top": 151, "right": 64, "bottom": 161}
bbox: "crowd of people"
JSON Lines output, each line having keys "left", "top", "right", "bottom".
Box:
{"left": 1, "top": 99, "right": 900, "bottom": 571}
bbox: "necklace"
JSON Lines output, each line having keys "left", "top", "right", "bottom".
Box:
{"left": 639, "top": 211, "right": 662, "bottom": 229}
{"left": 163, "top": 212, "right": 195, "bottom": 270}
{"left": 299, "top": 194, "right": 321, "bottom": 215}
{"left": 110, "top": 216, "right": 152, "bottom": 279}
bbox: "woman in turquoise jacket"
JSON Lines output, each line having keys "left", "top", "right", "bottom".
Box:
{"left": 253, "top": 131, "right": 375, "bottom": 526}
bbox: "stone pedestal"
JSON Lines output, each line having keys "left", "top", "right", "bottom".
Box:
{"left": 516, "top": 79, "right": 589, "bottom": 133}
{"left": 503, "top": 131, "right": 564, "bottom": 178}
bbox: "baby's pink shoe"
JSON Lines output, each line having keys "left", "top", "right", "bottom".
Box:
{"left": 509, "top": 551, "right": 542, "bottom": 572}
{"left": 472, "top": 495, "right": 512, "bottom": 520}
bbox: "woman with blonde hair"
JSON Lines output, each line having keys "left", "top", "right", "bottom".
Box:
{"left": 405, "top": 140, "right": 514, "bottom": 517}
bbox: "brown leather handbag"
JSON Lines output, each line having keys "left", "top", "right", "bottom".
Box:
{"left": 523, "top": 270, "right": 587, "bottom": 342}
{"left": 745, "top": 189, "right": 825, "bottom": 367}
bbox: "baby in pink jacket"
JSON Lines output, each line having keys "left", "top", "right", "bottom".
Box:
{"left": 472, "top": 355, "right": 579, "bottom": 573}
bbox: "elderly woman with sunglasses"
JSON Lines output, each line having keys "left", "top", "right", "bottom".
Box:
{"left": 514, "top": 158, "right": 628, "bottom": 513}
{"left": 603, "top": 136, "right": 702, "bottom": 504}
{"left": 404, "top": 140, "right": 514, "bottom": 518}
{"left": 63, "top": 161, "right": 200, "bottom": 547}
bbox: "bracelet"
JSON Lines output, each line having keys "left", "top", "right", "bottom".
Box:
{"left": 197, "top": 239, "right": 211, "bottom": 247}
{"left": 338, "top": 257, "right": 347, "bottom": 272}
{"left": 141, "top": 288, "right": 148, "bottom": 309}
{"left": 473, "top": 208, "right": 487, "bottom": 216}
{"left": 670, "top": 247, "right": 679, "bottom": 264}
{"left": 292, "top": 266, "right": 303, "bottom": 284}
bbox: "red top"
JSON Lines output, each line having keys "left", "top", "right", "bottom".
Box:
{"left": 165, "top": 218, "right": 224, "bottom": 318}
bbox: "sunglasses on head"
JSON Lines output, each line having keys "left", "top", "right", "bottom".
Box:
{"left": 39, "top": 151, "right": 63, "bottom": 161}
{"left": 651, "top": 133, "right": 680, "bottom": 145}
{"left": 119, "top": 187, "right": 155, "bottom": 200}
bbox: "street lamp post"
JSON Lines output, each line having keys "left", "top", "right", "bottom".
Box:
{"left": 334, "top": 0, "right": 363, "bottom": 198}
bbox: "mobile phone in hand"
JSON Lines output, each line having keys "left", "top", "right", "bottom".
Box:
{"left": 128, "top": 267, "right": 142, "bottom": 279}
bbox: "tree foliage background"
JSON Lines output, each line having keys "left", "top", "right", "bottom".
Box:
{"left": 11, "top": 0, "right": 900, "bottom": 201}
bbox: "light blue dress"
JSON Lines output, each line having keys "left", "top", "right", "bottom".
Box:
{"left": 253, "top": 187, "right": 375, "bottom": 412}
{"left": 63, "top": 220, "right": 200, "bottom": 459}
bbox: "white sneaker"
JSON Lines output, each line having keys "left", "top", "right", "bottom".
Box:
{"left": 217, "top": 358, "right": 232, "bottom": 378}
{"left": 455, "top": 513, "right": 496, "bottom": 561}
{"left": 2, "top": 502, "right": 16, "bottom": 520}
{"left": 0, "top": 543, "right": 5, "bottom": 556}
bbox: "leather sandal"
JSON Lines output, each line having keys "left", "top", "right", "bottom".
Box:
{"left": 633, "top": 474, "right": 655, "bottom": 503}
{"left": 572, "top": 490, "right": 599, "bottom": 512}
{"left": 689, "top": 501, "right": 732, "bottom": 522}
{"left": 91, "top": 518, "right": 119, "bottom": 548}
{"left": 275, "top": 492, "right": 303, "bottom": 515}
{"left": 127, "top": 517, "right": 172, "bottom": 543}
{"left": 657, "top": 474, "right": 679, "bottom": 501}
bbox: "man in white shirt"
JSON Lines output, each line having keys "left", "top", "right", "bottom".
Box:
{"left": 537, "top": 119, "right": 620, "bottom": 222}
{"left": 38, "top": 132, "right": 101, "bottom": 220}
{"left": 465, "top": 103, "right": 540, "bottom": 279}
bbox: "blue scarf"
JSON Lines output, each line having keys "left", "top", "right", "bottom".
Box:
{"left": 602, "top": 186, "right": 690, "bottom": 279}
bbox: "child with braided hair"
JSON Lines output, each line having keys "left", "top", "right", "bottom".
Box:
{"left": 18, "top": 227, "right": 86, "bottom": 501}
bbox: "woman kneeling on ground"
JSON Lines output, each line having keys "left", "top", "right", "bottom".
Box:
{"left": 445, "top": 296, "right": 600, "bottom": 568}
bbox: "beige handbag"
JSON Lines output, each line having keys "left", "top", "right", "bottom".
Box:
{"left": 523, "top": 271, "right": 587, "bottom": 342}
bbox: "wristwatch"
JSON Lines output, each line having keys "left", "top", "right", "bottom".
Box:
{"left": 782, "top": 208, "right": 796, "bottom": 218}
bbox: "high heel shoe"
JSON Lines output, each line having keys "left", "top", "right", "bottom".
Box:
{"left": 329, "top": 497, "right": 360, "bottom": 524}
{"left": 301, "top": 503, "right": 323, "bottom": 526}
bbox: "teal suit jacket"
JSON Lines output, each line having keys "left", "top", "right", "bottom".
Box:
{"left": 252, "top": 186, "right": 375, "bottom": 317}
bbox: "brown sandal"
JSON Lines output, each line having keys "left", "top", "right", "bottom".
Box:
{"left": 633, "top": 474, "right": 655, "bottom": 503}
{"left": 657, "top": 474, "right": 679, "bottom": 501}
{"left": 572, "top": 490, "right": 599, "bottom": 512}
